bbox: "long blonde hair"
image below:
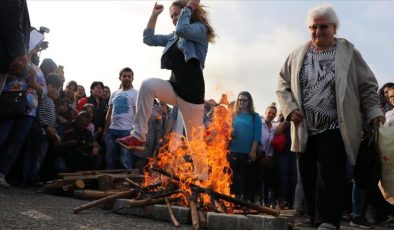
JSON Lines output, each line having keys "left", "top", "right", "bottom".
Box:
{"left": 171, "top": 0, "right": 216, "bottom": 43}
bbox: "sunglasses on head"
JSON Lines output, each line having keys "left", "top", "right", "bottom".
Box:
{"left": 308, "top": 24, "right": 331, "bottom": 31}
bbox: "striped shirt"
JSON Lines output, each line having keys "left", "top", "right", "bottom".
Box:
{"left": 37, "top": 95, "right": 56, "bottom": 128}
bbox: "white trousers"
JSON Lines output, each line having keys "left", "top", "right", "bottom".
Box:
{"left": 131, "top": 78, "right": 204, "bottom": 143}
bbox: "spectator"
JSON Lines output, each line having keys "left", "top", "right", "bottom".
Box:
{"left": 0, "top": 29, "right": 46, "bottom": 188}
{"left": 22, "top": 73, "right": 62, "bottom": 187}
{"left": 78, "top": 81, "right": 107, "bottom": 141}
{"left": 0, "top": 0, "right": 31, "bottom": 93}
{"left": 102, "top": 86, "right": 111, "bottom": 107}
{"left": 275, "top": 113, "right": 297, "bottom": 209}
{"left": 383, "top": 86, "right": 394, "bottom": 127}
{"left": 75, "top": 85, "right": 86, "bottom": 106}
{"left": 39, "top": 58, "right": 57, "bottom": 80}
{"left": 378, "top": 83, "right": 394, "bottom": 114}
{"left": 228, "top": 91, "right": 262, "bottom": 201}
{"left": 104, "top": 68, "right": 138, "bottom": 169}
{"left": 53, "top": 111, "right": 102, "bottom": 173}
{"left": 133, "top": 99, "right": 170, "bottom": 173}
{"left": 255, "top": 103, "right": 279, "bottom": 207}
{"left": 276, "top": 4, "right": 384, "bottom": 229}
{"left": 82, "top": 103, "right": 96, "bottom": 137}
{"left": 57, "top": 80, "right": 78, "bottom": 122}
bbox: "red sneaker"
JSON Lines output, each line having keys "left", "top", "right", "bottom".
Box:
{"left": 117, "top": 135, "right": 145, "bottom": 151}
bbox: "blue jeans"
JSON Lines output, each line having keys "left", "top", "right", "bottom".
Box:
{"left": 22, "top": 119, "right": 49, "bottom": 185}
{"left": 352, "top": 181, "right": 367, "bottom": 217}
{"left": 294, "top": 156, "right": 305, "bottom": 211}
{"left": 0, "top": 116, "right": 34, "bottom": 176}
{"left": 105, "top": 129, "right": 132, "bottom": 169}
{"left": 277, "top": 150, "right": 297, "bottom": 205}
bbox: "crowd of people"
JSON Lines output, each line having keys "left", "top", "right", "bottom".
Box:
{"left": 1, "top": 1, "right": 394, "bottom": 230}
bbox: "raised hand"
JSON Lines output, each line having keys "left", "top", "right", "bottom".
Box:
{"left": 152, "top": 2, "right": 164, "bottom": 16}
{"left": 187, "top": 0, "right": 200, "bottom": 10}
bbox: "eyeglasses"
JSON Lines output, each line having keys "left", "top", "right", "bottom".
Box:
{"left": 238, "top": 99, "right": 249, "bottom": 102}
{"left": 308, "top": 24, "right": 331, "bottom": 31}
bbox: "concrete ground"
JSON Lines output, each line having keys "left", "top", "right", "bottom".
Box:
{"left": 1, "top": 187, "right": 393, "bottom": 230}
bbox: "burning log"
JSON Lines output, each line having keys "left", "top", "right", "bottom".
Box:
{"left": 188, "top": 197, "right": 200, "bottom": 230}
{"left": 152, "top": 168, "right": 280, "bottom": 217}
{"left": 165, "top": 197, "right": 180, "bottom": 227}
{"left": 198, "top": 210, "right": 207, "bottom": 229}
{"left": 212, "top": 199, "right": 226, "bottom": 214}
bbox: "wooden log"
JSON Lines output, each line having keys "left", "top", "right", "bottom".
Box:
{"left": 73, "top": 182, "right": 162, "bottom": 214}
{"left": 126, "top": 197, "right": 180, "bottom": 208}
{"left": 73, "top": 190, "right": 121, "bottom": 200}
{"left": 98, "top": 175, "right": 113, "bottom": 191}
{"left": 62, "top": 179, "right": 85, "bottom": 191}
{"left": 188, "top": 198, "right": 200, "bottom": 230}
{"left": 73, "top": 189, "right": 136, "bottom": 214}
{"left": 44, "top": 179, "right": 73, "bottom": 190}
{"left": 165, "top": 197, "right": 180, "bottom": 227}
{"left": 124, "top": 177, "right": 141, "bottom": 188}
{"left": 152, "top": 168, "right": 280, "bottom": 217}
{"left": 58, "top": 169, "right": 140, "bottom": 177}
{"left": 63, "top": 173, "right": 144, "bottom": 181}
{"left": 198, "top": 210, "right": 207, "bottom": 229}
{"left": 212, "top": 199, "right": 226, "bottom": 214}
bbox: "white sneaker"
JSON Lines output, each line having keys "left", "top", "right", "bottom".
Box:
{"left": 0, "top": 173, "right": 10, "bottom": 188}
{"left": 317, "top": 223, "right": 337, "bottom": 230}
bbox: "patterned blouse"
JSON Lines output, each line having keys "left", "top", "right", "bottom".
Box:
{"left": 300, "top": 45, "right": 339, "bottom": 135}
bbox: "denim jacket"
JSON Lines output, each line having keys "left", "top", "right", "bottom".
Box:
{"left": 143, "top": 7, "right": 208, "bottom": 71}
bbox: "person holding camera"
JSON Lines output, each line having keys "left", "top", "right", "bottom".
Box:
{"left": 118, "top": 0, "right": 215, "bottom": 158}
{"left": 53, "top": 111, "right": 102, "bottom": 173}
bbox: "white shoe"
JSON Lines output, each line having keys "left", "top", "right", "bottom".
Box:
{"left": 0, "top": 173, "right": 10, "bottom": 188}
{"left": 317, "top": 223, "right": 336, "bottom": 230}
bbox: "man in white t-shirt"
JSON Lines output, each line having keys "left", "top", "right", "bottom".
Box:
{"left": 104, "top": 67, "right": 138, "bottom": 169}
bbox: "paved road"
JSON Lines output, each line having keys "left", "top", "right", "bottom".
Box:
{"left": 0, "top": 187, "right": 191, "bottom": 230}
{"left": 1, "top": 187, "right": 393, "bottom": 230}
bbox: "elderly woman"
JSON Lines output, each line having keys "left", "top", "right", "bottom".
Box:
{"left": 276, "top": 4, "right": 384, "bottom": 230}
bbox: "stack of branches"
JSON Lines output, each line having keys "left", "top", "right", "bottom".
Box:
{"left": 43, "top": 169, "right": 144, "bottom": 200}
{"left": 72, "top": 167, "right": 280, "bottom": 230}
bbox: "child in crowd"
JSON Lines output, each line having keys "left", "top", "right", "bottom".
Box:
{"left": 22, "top": 73, "right": 62, "bottom": 187}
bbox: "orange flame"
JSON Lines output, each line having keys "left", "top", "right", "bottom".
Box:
{"left": 144, "top": 101, "right": 234, "bottom": 210}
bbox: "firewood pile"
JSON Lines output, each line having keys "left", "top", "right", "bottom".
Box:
{"left": 70, "top": 167, "right": 280, "bottom": 229}
{"left": 42, "top": 169, "right": 145, "bottom": 200}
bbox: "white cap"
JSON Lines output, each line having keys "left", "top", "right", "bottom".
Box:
{"left": 28, "top": 30, "right": 45, "bottom": 53}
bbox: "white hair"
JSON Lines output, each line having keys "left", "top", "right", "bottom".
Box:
{"left": 307, "top": 4, "right": 339, "bottom": 29}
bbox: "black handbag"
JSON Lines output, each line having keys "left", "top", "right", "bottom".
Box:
{"left": 0, "top": 91, "right": 27, "bottom": 119}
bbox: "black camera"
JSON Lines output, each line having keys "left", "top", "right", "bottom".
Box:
{"left": 39, "top": 26, "right": 50, "bottom": 34}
